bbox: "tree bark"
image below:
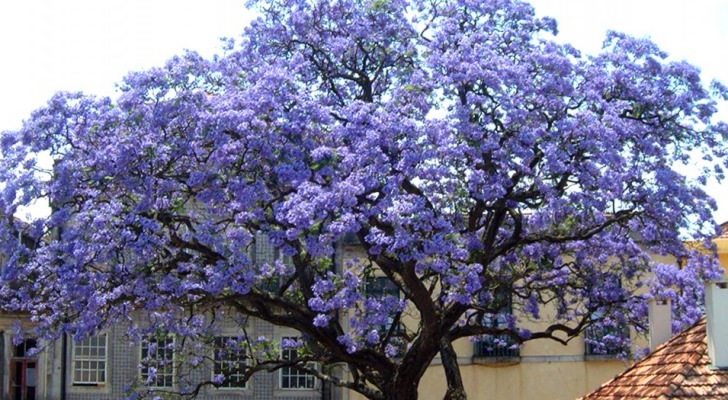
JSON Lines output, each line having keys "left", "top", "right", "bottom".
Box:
{"left": 440, "top": 337, "right": 468, "bottom": 400}
{"left": 383, "top": 383, "right": 419, "bottom": 400}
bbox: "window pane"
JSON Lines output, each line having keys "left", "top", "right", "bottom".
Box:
{"left": 213, "top": 336, "right": 247, "bottom": 388}
{"left": 279, "top": 337, "right": 316, "bottom": 390}
{"left": 140, "top": 335, "right": 175, "bottom": 388}
{"left": 72, "top": 334, "right": 107, "bottom": 385}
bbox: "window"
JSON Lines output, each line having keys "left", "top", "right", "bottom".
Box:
{"left": 280, "top": 337, "right": 316, "bottom": 390}
{"left": 213, "top": 336, "right": 248, "bottom": 389}
{"left": 140, "top": 335, "right": 174, "bottom": 388}
{"left": 263, "top": 248, "right": 293, "bottom": 291}
{"left": 14, "top": 339, "right": 37, "bottom": 358}
{"left": 274, "top": 248, "right": 293, "bottom": 267}
{"left": 11, "top": 339, "right": 38, "bottom": 400}
{"left": 364, "top": 276, "right": 399, "bottom": 298}
{"left": 364, "top": 276, "right": 403, "bottom": 334}
{"left": 584, "top": 318, "right": 630, "bottom": 356}
{"left": 585, "top": 278, "right": 630, "bottom": 356}
{"left": 72, "top": 334, "right": 107, "bottom": 386}
{"left": 475, "top": 287, "right": 519, "bottom": 357}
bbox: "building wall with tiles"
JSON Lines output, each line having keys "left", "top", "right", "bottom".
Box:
{"left": 0, "top": 233, "right": 329, "bottom": 400}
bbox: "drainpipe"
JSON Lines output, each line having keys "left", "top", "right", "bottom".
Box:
{"left": 54, "top": 212, "right": 67, "bottom": 400}
{"left": 61, "top": 332, "right": 67, "bottom": 400}
{"left": 0, "top": 330, "right": 5, "bottom": 398}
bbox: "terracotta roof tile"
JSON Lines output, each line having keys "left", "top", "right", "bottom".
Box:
{"left": 717, "top": 221, "right": 728, "bottom": 239}
{"left": 580, "top": 318, "right": 728, "bottom": 399}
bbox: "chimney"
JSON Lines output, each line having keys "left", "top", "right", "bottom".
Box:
{"left": 648, "top": 298, "right": 672, "bottom": 350}
{"left": 706, "top": 281, "right": 728, "bottom": 369}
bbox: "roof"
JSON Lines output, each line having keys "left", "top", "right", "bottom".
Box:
{"left": 718, "top": 221, "right": 728, "bottom": 240}
{"left": 580, "top": 318, "right": 728, "bottom": 399}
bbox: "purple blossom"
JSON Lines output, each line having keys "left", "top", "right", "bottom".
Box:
{"left": 0, "top": 0, "right": 725, "bottom": 398}
{"left": 313, "top": 314, "right": 331, "bottom": 327}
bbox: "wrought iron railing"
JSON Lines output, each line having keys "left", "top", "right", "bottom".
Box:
{"left": 584, "top": 324, "right": 630, "bottom": 356}
{"left": 474, "top": 333, "right": 519, "bottom": 357}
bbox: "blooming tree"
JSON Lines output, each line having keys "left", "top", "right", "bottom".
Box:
{"left": 1, "top": 0, "right": 727, "bottom": 399}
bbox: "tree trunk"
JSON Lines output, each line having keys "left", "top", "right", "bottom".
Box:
{"left": 387, "top": 377, "right": 421, "bottom": 400}
{"left": 378, "top": 380, "right": 417, "bottom": 400}
{"left": 440, "top": 337, "right": 468, "bottom": 400}
{"left": 388, "top": 330, "right": 442, "bottom": 400}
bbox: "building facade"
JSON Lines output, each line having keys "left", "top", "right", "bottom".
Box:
{"left": 341, "top": 245, "right": 647, "bottom": 400}
{"left": 383, "top": 225, "right": 728, "bottom": 400}
{"left": 0, "top": 236, "right": 332, "bottom": 400}
{"left": 2, "top": 226, "right": 727, "bottom": 400}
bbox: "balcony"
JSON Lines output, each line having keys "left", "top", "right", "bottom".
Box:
{"left": 473, "top": 333, "right": 520, "bottom": 365}
{"left": 584, "top": 324, "right": 630, "bottom": 359}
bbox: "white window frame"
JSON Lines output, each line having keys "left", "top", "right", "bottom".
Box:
{"left": 212, "top": 336, "right": 248, "bottom": 390}
{"left": 139, "top": 335, "right": 175, "bottom": 388}
{"left": 72, "top": 333, "right": 108, "bottom": 386}
{"left": 279, "top": 336, "right": 317, "bottom": 390}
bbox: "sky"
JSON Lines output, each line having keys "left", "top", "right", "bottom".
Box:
{"left": 526, "top": 1, "right": 728, "bottom": 222}
{"left": 0, "top": 0, "right": 726, "bottom": 222}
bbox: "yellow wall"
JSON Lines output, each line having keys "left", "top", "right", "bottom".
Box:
{"left": 716, "top": 238, "right": 728, "bottom": 275}
{"left": 343, "top": 237, "right": 728, "bottom": 400}
{"left": 348, "top": 359, "right": 629, "bottom": 400}
{"left": 420, "top": 360, "right": 627, "bottom": 400}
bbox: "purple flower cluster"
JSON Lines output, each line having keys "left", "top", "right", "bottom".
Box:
{"left": 0, "top": 0, "right": 726, "bottom": 398}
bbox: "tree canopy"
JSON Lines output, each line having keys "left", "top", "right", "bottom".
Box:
{"left": 1, "top": 0, "right": 727, "bottom": 399}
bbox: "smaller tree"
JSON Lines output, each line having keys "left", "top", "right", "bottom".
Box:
{"left": 1, "top": 0, "right": 727, "bottom": 399}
